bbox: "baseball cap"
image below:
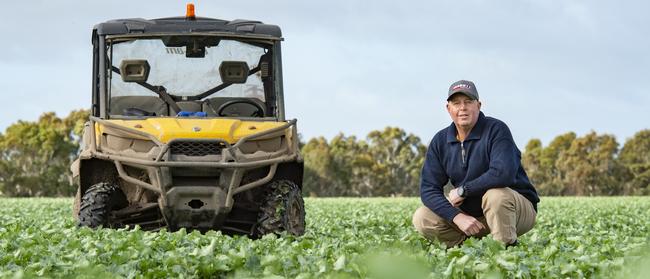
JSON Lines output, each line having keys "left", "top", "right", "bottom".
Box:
{"left": 447, "top": 80, "right": 479, "bottom": 101}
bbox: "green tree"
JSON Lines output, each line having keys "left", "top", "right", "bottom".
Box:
{"left": 302, "top": 134, "right": 364, "bottom": 197}
{"left": 619, "top": 129, "right": 650, "bottom": 195}
{"left": 541, "top": 132, "right": 577, "bottom": 195}
{"left": 556, "top": 131, "right": 626, "bottom": 196}
{"left": 356, "top": 127, "right": 425, "bottom": 196}
{"left": 64, "top": 109, "right": 91, "bottom": 138}
{"left": 329, "top": 134, "right": 362, "bottom": 196}
{"left": 522, "top": 138, "right": 545, "bottom": 190}
{"left": 0, "top": 110, "right": 89, "bottom": 197}
{"left": 301, "top": 127, "right": 426, "bottom": 197}
{"left": 302, "top": 137, "right": 335, "bottom": 197}
{"left": 521, "top": 132, "right": 576, "bottom": 196}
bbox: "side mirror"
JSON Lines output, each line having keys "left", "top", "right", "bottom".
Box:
{"left": 119, "top": 60, "right": 150, "bottom": 83}
{"left": 219, "top": 61, "right": 249, "bottom": 84}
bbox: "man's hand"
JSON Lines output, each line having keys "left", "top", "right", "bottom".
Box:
{"left": 452, "top": 213, "right": 486, "bottom": 236}
{"left": 448, "top": 187, "right": 465, "bottom": 207}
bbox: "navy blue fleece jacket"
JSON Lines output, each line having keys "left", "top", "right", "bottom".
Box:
{"left": 420, "top": 112, "right": 539, "bottom": 221}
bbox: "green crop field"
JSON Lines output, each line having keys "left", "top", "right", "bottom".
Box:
{"left": 1, "top": 197, "right": 649, "bottom": 278}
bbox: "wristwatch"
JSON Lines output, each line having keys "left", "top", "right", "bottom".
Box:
{"left": 457, "top": 185, "right": 467, "bottom": 198}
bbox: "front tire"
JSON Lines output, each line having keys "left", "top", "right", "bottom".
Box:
{"left": 255, "top": 180, "right": 306, "bottom": 237}
{"left": 78, "top": 182, "right": 128, "bottom": 228}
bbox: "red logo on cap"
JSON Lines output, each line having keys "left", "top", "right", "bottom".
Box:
{"left": 453, "top": 84, "right": 471, "bottom": 90}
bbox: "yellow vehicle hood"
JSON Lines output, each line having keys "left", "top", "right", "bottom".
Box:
{"left": 99, "top": 118, "right": 286, "bottom": 143}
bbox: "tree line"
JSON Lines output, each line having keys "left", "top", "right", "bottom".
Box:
{"left": 0, "top": 111, "right": 88, "bottom": 196}
{"left": 522, "top": 130, "right": 650, "bottom": 196}
{"left": 0, "top": 111, "right": 648, "bottom": 197}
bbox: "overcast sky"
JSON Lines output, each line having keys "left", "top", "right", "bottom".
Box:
{"left": 1, "top": 0, "right": 648, "bottom": 149}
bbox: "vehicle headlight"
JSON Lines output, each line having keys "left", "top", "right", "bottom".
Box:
{"left": 238, "top": 136, "right": 285, "bottom": 154}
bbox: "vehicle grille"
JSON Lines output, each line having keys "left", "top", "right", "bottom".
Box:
{"left": 170, "top": 141, "right": 226, "bottom": 156}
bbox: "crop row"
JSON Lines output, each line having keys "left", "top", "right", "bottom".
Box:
{"left": 1, "top": 197, "right": 649, "bottom": 278}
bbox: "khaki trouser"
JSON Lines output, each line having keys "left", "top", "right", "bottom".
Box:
{"left": 412, "top": 187, "right": 536, "bottom": 247}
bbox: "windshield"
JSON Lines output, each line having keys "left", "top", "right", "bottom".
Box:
{"left": 109, "top": 38, "right": 267, "bottom": 99}
{"left": 107, "top": 35, "right": 276, "bottom": 117}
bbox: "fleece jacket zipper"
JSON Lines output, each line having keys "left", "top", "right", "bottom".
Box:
{"left": 460, "top": 141, "right": 467, "bottom": 168}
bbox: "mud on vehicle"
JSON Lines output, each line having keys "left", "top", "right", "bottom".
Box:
{"left": 71, "top": 5, "right": 305, "bottom": 237}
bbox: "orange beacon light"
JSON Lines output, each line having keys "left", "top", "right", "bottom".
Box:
{"left": 186, "top": 3, "right": 196, "bottom": 19}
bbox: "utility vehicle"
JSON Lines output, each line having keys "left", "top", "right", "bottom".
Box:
{"left": 71, "top": 5, "right": 305, "bottom": 237}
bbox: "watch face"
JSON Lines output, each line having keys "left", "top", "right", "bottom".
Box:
{"left": 458, "top": 186, "right": 464, "bottom": 197}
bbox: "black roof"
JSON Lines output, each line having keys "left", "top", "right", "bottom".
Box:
{"left": 94, "top": 17, "right": 282, "bottom": 39}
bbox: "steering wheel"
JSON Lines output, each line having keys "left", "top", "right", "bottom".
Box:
{"left": 216, "top": 99, "right": 265, "bottom": 117}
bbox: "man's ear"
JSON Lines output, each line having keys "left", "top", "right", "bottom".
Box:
{"left": 478, "top": 101, "right": 482, "bottom": 110}
{"left": 446, "top": 103, "right": 451, "bottom": 113}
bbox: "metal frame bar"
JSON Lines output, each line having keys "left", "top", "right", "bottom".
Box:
{"left": 88, "top": 116, "right": 298, "bottom": 198}
{"left": 114, "top": 161, "right": 161, "bottom": 193}
{"left": 232, "top": 164, "right": 277, "bottom": 195}
{"left": 91, "top": 33, "right": 100, "bottom": 117}
{"left": 98, "top": 35, "right": 108, "bottom": 119}
{"left": 94, "top": 152, "right": 296, "bottom": 168}
{"left": 105, "top": 32, "right": 283, "bottom": 42}
{"left": 274, "top": 42, "right": 285, "bottom": 121}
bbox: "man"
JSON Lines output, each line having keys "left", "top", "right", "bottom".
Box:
{"left": 412, "top": 80, "right": 539, "bottom": 248}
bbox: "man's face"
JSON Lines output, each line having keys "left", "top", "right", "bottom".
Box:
{"left": 446, "top": 94, "right": 481, "bottom": 130}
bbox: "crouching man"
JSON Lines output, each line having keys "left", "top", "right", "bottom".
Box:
{"left": 412, "top": 80, "right": 540, "bottom": 248}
